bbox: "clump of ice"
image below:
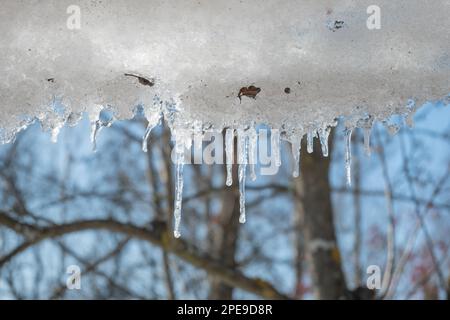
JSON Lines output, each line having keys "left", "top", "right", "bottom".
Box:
{"left": 1, "top": 0, "right": 449, "bottom": 237}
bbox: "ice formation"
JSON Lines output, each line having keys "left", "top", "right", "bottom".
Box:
{"left": 318, "top": 127, "right": 332, "bottom": 157}
{"left": 172, "top": 128, "right": 192, "bottom": 238}
{"left": 142, "top": 107, "right": 162, "bottom": 153}
{"left": 0, "top": 0, "right": 449, "bottom": 237}
{"left": 225, "top": 128, "right": 234, "bottom": 187}
{"left": 344, "top": 128, "right": 353, "bottom": 187}
{"left": 307, "top": 131, "right": 316, "bottom": 154}
{"left": 291, "top": 136, "right": 302, "bottom": 178}
{"left": 237, "top": 129, "right": 249, "bottom": 224}
{"left": 90, "top": 107, "right": 115, "bottom": 152}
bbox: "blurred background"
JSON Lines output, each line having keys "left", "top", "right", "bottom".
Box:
{"left": 0, "top": 101, "right": 449, "bottom": 300}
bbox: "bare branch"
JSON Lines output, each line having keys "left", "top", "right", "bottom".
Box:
{"left": 0, "top": 212, "right": 289, "bottom": 300}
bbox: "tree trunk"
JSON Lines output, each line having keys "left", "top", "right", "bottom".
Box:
{"left": 295, "top": 134, "right": 348, "bottom": 299}
{"left": 208, "top": 132, "right": 240, "bottom": 299}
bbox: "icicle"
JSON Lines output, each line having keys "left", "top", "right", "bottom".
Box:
{"left": 225, "top": 128, "right": 234, "bottom": 186}
{"left": 405, "top": 99, "right": 416, "bottom": 128}
{"left": 142, "top": 125, "right": 154, "bottom": 153}
{"left": 193, "top": 121, "right": 203, "bottom": 164}
{"left": 173, "top": 135, "right": 186, "bottom": 239}
{"left": 50, "top": 124, "right": 63, "bottom": 144}
{"left": 318, "top": 127, "right": 331, "bottom": 157}
{"left": 237, "top": 130, "right": 248, "bottom": 224}
{"left": 291, "top": 137, "right": 302, "bottom": 178}
{"left": 238, "top": 163, "right": 247, "bottom": 224}
{"left": 357, "top": 115, "right": 373, "bottom": 157}
{"left": 142, "top": 125, "right": 152, "bottom": 153}
{"left": 90, "top": 108, "right": 114, "bottom": 152}
{"left": 271, "top": 129, "right": 281, "bottom": 167}
{"left": 173, "top": 159, "right": 184, "bottom": 239}
{"left": 248, "top": 126, "right": 258, "bottom": 181}
{"left": 307, "top": 130, "right": 315, "bottom": 153}
{"left": 142, "top": 111, "right": 162, "bottom": 153}
{"left": 90, "top": 120, "right": 101, "bottom": 152}
{"left": 363, "top": 126, "right": 371, "bottom": 156}
{"left": 345, "top": 128, "right": 353, "bottom": 187}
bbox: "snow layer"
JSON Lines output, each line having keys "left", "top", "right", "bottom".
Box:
{"left": 0, "top": 0, "right": 449, "bottom": 143}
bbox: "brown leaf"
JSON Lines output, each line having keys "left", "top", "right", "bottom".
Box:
{"left": 238, "top": 85, "right": 261, "bottom": 102}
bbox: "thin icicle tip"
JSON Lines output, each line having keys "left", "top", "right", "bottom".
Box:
{"left": 291, "top": 137, "right": 302, "bottom": 178}
{"left": 345, "top": 128, "right": 353, "bottom": 187}
{"left": 307, "top": 130, "right": 315, "bottom": 154}
{"left": 142, "top": 111, "right": 162, "bottom": 153}
{"left": 318, "top": 127, "right": 331, "bottom": 157}
{"left": 172, "top": 130, "right": 190, "bottom": 239}
{"left": 90, "top": 107, "right": 115, "bottom": 152}
{"left": 90, "top": 121, "right": 101, "bottom": 152}
{"left": 225, "top": 128, "right": 234, "bottom": 186}
{"left": 142, "top": 125, "right": 152, "bottom": 153}
{"left": 237, "top": 129, "right": 248, "bottom": 224}
{"left": 173, "top": 159, "right": 184, "bottom": 238}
